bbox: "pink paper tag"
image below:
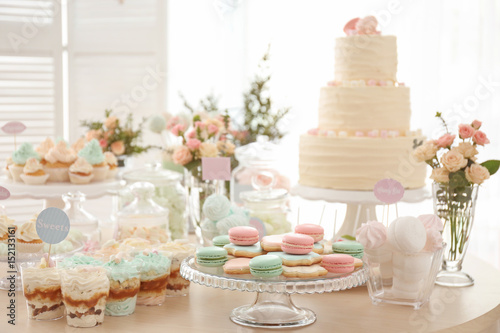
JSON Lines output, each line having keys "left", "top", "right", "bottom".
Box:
{"left": 373, "top": 178, "right": 404, "bottom": 204}
{"left": 0, "top": 186, "right": 10, "bottom": 200}
{"left": 202, "top": 157, "right": 231, "bottom": 180}
{"left": 249, "top": 217, "right": 266, "bottom": 240}
{"left": 2, "top": 121, "right": 26, "bottom": 134}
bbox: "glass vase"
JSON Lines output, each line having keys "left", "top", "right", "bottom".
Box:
{"left": 432, "top": 182, "right": 478, "bottom": 287}
{"left": 184, "top": 164, "right": 224, "bottom": 245}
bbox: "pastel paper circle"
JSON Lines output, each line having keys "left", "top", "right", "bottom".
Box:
{"left": 35, "top": 207, "right": 70, "bottom": 244}
{"left": 249, "top": 217, "right": 266, "bottom": 240}
{"left": 0, "top": 186, "right": 10, "bottom": 200}
{"left": 373, "top": 178, "right": 404, "bottom": 204}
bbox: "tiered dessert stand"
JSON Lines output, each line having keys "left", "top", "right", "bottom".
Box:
{"left": 0, "top": 176, "right": 121, "bottom": 209}
{"left": 181, "top": 256, "right": 368, "bottom": 328}
{"left": 291, "top": 185, "right": 431, "bottom": 240}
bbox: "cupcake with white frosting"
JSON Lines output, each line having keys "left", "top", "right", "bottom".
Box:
{"left": 16, "top": 221, "right": 43, "bottom": 253}
{"left": 78, "top": 139, "right": 109, "bottom": 181}
{"left": 69, "top": 157, "right": 94, "bottom": 184}
{"left": 104, "top": 152, "right": 118, "bottom": 179}
{"left": 35, "top": 137, "right": 55, "bottom": 165}
{"left": 0, "top": 215, "right": 15, "bottom": 244}
{"left": 71, "top": 137, "right": 86, "bottom": 154}
{"left": 20, "top": 158, "right": 50, "bottom": 185}
{"left": 44, "top": 141, "right": 77, "bottom": 182}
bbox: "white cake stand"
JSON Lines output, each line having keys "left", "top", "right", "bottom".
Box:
{"left": 0, "top": 176, "right": 122, "bottom": 209}
{"left": 291, "top": 184, "right": 431, "bottom": 240}
{"left": 181, "top": 256, "right": 368, "bottom": 329}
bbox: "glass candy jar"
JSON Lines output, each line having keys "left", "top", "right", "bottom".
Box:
{"left": 231, "top": 141, "right": 281, "bottom": 205}
{"left": 116, "top": 182, "right": 170, "bottom": 243}
{"left": 240, "top": 171, "right": 291, "bottom": 235}
{"left": 62, "top": 192, "right": 100, "bottom": 243}
{"left": 121, "top": 164, "right": 187, "bottom": 240}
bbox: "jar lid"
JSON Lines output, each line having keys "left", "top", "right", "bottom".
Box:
{"left": 123, "top": 163, "right": 182, "bottom": 185}
{"left": 240, "top": 188, "right": 288, "bottom": 203}
{"left": 234, "top": 141, "right": 279, "bottom": 166}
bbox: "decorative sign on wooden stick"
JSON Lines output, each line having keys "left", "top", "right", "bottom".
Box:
{"left": 2, "top": 121, "right": 26, "bottom": 150}
{"left": 36, "top": 208, "right": 70, "bottom": 263}
{"left": 373, "top": 178, "right": 404, "bottom": 204}
{"left": 249, "top": 217, "right": 266, "bottom": 240}
{"left": 0, "top": 186, "right": 10, "bottom": 200}
{"left": 202, "top": 157, "right": 231, "bottom": 181}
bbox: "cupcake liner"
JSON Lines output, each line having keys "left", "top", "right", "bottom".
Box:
{"left": 4, "top": 167, "right": 12, "bottom": 179}
{"left": 20, "top": 174, "right": 50, "bottom": 185}
{"left": 69, "top": 172, "right": 93, "bottom": 184}
{"left": 16, "top": 241, "right": 44, "bottom": 254}
{"left": 9, "top": 165, "right": 24, "bottom": 182}
{"left": 92, "top": 165, "right": 109, "bottom": 182}
{"left": 107, "top": 166, "right": 119, "bottom": 179}
{"left": 44, "top": 167, "right": 69, "bottom": 182}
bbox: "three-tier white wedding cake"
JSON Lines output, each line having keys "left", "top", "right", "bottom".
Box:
{"left": 299, "top": 16, "right": 427, "bottom": 190}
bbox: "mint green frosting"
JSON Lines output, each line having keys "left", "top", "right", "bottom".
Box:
{"left": 105, "top": 295, "right": 137, "bottom": 316}
{"left": 12, "top": 142, "right": 40, "bottom": 164}
{"left": 0, "top": 243, "right": 7, "bottom": 256}
{"left": 104, "top": 259, "right": 141, "bottom": 282}
{"left": 78, "top": 139, "right": 105, "bottom": 165}
{"left": 59, "top": 255, "right": 103, "bottom": 268}
{"left": 55, "top": 137, "right": 69, "bottom": 147}
{"left": 266, "top": 251, "right": 320, "bottom": 261}
{"left": 43, "top": 240, "right": 74, "bottom": 254}
{"left": 135, "top": 253, "right": 171, "bottom": 276}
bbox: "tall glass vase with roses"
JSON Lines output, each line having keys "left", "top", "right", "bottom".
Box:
{"left": 169, "top": 114, "right": 236, "bottom": 245}
{"left": 413, "top": 113, "right": 499, "bottom": 287}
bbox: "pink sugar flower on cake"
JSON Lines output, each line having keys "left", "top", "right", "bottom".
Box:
{"left": 308, "top": 128, "right": 319, "bottom": 136}
{"left": 367, "top": 79, "right": 377, "bottom": 86}
{"left": 458, "top": 124, "right": 475, "bottom": 139}
{"left": 356, "top": 16, "right": 380, "bottom": 35}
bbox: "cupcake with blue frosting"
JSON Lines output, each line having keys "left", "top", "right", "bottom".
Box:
{"left": 78, "top": 139, "right": 109, "bottom": 181}
{"left": 10, "top": 143, "right": 40, "bottom": 181}
{"left": 104, "top": 254, "right": 141, "bottom": 316}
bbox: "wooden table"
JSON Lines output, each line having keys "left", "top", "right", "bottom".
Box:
{"left": 1, "top": 256, "right": 499, "bottom": 333}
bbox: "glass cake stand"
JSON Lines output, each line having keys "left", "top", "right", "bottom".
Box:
{"left": 181, "top": 256, "right": 369, "bottom": 329}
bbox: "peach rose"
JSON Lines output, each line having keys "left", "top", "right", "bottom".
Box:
{"left": 440, "top": 150, "right": 468, "bottom": 172}
{"left": 186, "top": 139, "right": 201, "bottom": 151}
{"left": 472, "top": 130, "right": 490, "bottom": 146}
{"left": 208, "top": 124, "right": 219, "bottom": 135}
{"left": 458, "top": 124, "right": 475, "bottom": 139}
{"left": 86, "top": 129, "right": 102, "bottom": 141}
{"left": 471, "top": 120, "right": 482, "bottom": 130}
{"left": 465, "top": 164, "right": 490, "bottom": 184}
{"left": 105, "top": 116, "right": 118, "bottom": 130}
{"left": 452, "top": 142, "right": 478, "bottom": 159}
{"left": 430, "top": 167, "right": 449, "bottom": 183}
{"left": 413, "top": 141, "right": 439, "bottom": 162}
{"left": 110, "top": 140, "right": 125, "bottom": 155}
{"left": 172, "top": 146, "right": 192, "bottom": 165}
{"left": 199, "top": 142, "right": 218, "bottom": 158}
{"left": 435, "top": 133, "right": 456, "bottom": 148}
{"left": 217, "top": 141, "right": 235, "bottom": 155}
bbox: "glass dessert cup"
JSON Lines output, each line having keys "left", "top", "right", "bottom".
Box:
{"left": 366, "top": 244, "right": 445, "bottom": 310}
{"left": 181, "top": 256, "right": 368, "bottom": 329}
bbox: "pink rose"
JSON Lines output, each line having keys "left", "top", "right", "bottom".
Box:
{"left": 186, "top": 130, "right": 196, "bottom": 139}
{"left": 367, "top": 79, "right": 377, "bottom": 86}
{"left": 472, "top": 130, "right": 490, "bottom": 146}
{"left": 458, "top": 124, "right": 475, "bottom": 139}
{"left": 343, "top": 18, "right": 360, "bottom": 36}
{"left": 172, "top": 146, "right": 193, "bottom": 165}
{"left": 308, "top": 128, "right": 319, "bottom": 135}
{"left": 435, "top": 133, "right": 456, "bottom": 148}
{"left": 171, "top": 124, "right": 185, "bottom": 136}
{"left": 355, "top": 16, "right": 379, "bottom": 35}
{"left": 194, "top": 121, "right": 205, "bottom": 130}
{"left": 186, "top": 138, "right": 201, "bottom": 150}
{"left": 99, "top": 138, "right": 108, "bottom": 148}
{"left": 208, "top": 124, "right": 219, "bottom": 135}
{"left": 471, "top": 120, "right": 482, "bottom": 130}
{"left": 166, "top": 116, "right": 179, "bottom": 130}
{"left": 111, "top": 140, "right": 125, "bottom": 155}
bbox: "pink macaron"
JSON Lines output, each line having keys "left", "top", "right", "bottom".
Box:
{"left": 281, "top": 233, "right": 314, "bottom": 255}
{"left": 295, "top": 224, "right": 324, "bottom": 243}
{"left": 228, "top": 226, "right": 259, "bottom": 246}
{"left": 321, "top": 254, "right": 355, "bottom": 273}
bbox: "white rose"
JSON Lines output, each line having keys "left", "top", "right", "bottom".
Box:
{"left": 430, "top": 167, "right": 449, "bottom": 183}
{"left": 452, "top": 142, "right": 478, "bottom": 159}
{"left": 413, "top": 141, "right": 439, "bottom": 162}
{"left": 440, "top": 150, "right": 468, "bottom": 172}
{"left": 465, "top": 164, "right": 490, "bottom": 184}
{"left": 199, "top": 142, "right": 218, "bottom": 158}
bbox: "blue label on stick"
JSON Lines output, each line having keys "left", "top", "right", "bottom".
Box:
{"left": 36, "top": 207, "right": 70, "bottom": 244}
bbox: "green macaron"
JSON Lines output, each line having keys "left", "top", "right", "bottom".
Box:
{"left": 332, "top": 241, "right": 364, "bottom": 259}
{"left": 249, "top": 255, "right": 283, "bottom": 278}
{"left": 212, "top": 235, "right": 231, "bottom": 247}
{"left": 196, "top": 246, "right": 228, "bottom": 267}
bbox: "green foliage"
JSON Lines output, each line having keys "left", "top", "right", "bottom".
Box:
{"left": 480, "top": 160, "right": 500, "bottom": 176}
{"left": 449, "top": 170, "right": 469, "bottom": 190}
{"left": 435, "top": 111, "right": 449, "bottom": 133}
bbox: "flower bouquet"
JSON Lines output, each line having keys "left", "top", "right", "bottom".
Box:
{"left": 413, "top": 113, "right": 499, "bottom": 287}
{"left": 81, "top": 110, "right": 153, "bottom": 165}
